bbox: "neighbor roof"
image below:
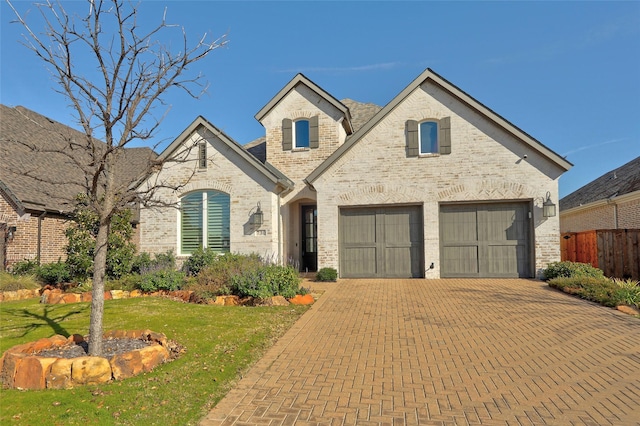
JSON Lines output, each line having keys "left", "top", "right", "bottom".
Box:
{"left": 306, "top": 68, "right": 573, "bottom": 184}
{"left": 0, "top": 105, "right": 155, "bottom": 214}
{"left": 560, "top": 156, "right": 640, "bottom": 211}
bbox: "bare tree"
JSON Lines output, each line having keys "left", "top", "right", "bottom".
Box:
{"left": 6, "top": 0, "right": 225, "bottom": 355}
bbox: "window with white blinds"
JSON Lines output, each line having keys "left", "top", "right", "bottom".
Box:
{"left": 180, "top": 191, "right": 230, "bottom": 255}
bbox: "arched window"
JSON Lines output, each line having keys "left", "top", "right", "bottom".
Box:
{"left": 419, "top": 121, "right": 438, "bottom": 154}
{"left": 180, "top": 190, "right": 230, "bottom": 255}
{"left": 294, "top": 119, "right": 310, "bottom": 148}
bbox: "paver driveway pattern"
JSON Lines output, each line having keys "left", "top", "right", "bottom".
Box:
{"left": 200, "top": 279, "right": 640, "bottom": 425}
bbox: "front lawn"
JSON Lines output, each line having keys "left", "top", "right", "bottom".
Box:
{"left": 0, "top": 297, "right": 308, "bottom": 425}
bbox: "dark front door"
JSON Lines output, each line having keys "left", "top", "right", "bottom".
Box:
{"left": 301, "top": 205, "right": 317, "bottom": 272}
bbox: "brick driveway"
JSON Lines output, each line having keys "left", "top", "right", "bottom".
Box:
{"left": 200, "top": 279, "right": 640, "bottom": 425}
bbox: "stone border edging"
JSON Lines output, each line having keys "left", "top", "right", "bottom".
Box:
{"left": 0, "top": 330, "right": 175, "bottom": 390}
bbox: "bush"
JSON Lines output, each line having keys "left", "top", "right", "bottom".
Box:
{"left": 543, "top": 261, "right": 604, "bottom": 280}
{"left": 138, "top": 270, "right": 186, "bottom": 292}
{"left": 316, "top": 267, "right": 337, "bottom": 282}
{"left": 232, "top": 264, "right": 301, "bottom": 299}
{"left": 0, "top": 272, "right": 41, "bottom": 291}
{"left": 132, "top": 251, "right": 176, "bottom": 275}
{"left": 182, "top": 247, "right": 219, "bottom": 276}
{"left": 185, "top": 253, "right": 262, "bottom": 301}
{"left": 548, "top": 276, "right": 626, "bottom": 307}
{"left": 105, "top": 274, "right": 143, "bottom": 292}
{"left": 612, "top": 278, "right": 640, "bottom": 308}
{"left": 37, "top": 261, "right": 71, "bottom": 286}
{"left": 10, "top": 259, "right": 39, "bottom": 276}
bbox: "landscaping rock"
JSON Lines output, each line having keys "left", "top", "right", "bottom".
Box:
{"left": 47, "top": 358, "right": 74, "bottom": 389}
{"left": 617, "top": 305, "right": 640, "bottom": 316}
{"left": 138, "top": 345, "right": 169, "bottom": 372}
{"left": 109, "top": 351, "right": 143, "bottom": 380}
{"left": 289, "top": 294, "right": 315, "bottom": 305}
{"left": 71, "top": 356, "right": 112, "bottom": 385}
{"left": 13, "top": 356, "right": 48, "bottom": 389}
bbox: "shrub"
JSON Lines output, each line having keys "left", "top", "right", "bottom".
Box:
{"left": 232, "top": 264, "right": 301, "bottom": 299}
{"left": 132, "top": 251, "right": 176, "bottom": 275}
{"left": 316, "top": 267, "right": 337, "bottom": 282}
{"left": 37, "top": 261, "right": 71, "bottom": 286}
{"left": 138, "top": 270, "right": 186, "bottom": 292}
{"left": 185, "top": 253, "right": 262, "bottom": 301}
{"left": 543, "top": 261, "right": 604, "bottom": 280}
{"left": 612, "top": 278, "right": 640, "bottom": 308}
{"left": 182, "top": 247, "right": 219, "bottom": 276}
{"left": 0, "top": 272, "right": 41, "bottom": 291}
{"left": 10, "top": 259, "right": 39, "bottom": 276}
{"left": 548, "top": 276, "right": 624, "bottom": 307}
{"left": 105, "top": 274, "right": 143, "bottom": 292}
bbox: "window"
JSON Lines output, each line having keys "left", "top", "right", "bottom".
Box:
{"left": 282, "top": 117, "right": 319, "bottom": 150}
{"left": 180, "top": 190, "right": 230, "bottom": 255}
{"left": 419, "top": 121, "right": 438, "bottom": 154}
{"left": 294, "top": 119, "right": 310, "bottom": 148}
{"left": 198, "top": 142, "right": 207, "bottom": 169}
{"left": 406, "top": 117, "right": 451, "bottom": 157}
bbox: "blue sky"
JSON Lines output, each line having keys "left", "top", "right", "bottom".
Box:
{"left": 1, "top": 1, "right": 639, "bottom": 198}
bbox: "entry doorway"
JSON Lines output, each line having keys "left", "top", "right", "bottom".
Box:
{"left": 301, "top": 205, "right": 317, "bottom": 272}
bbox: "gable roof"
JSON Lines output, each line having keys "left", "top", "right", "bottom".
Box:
{"left": 306, "top": 68, "right": 573, "bottom": 184}
{"left": 244, "top": 99, "right": 381, "bottom": 164}
{"left": 255, "top": 73, "right": 354, "bottom": 135}
{"left": 560, "top": 156, "right": 640, "bottom": 211}
{"left": 158, "top": 116, "right": 293, "bottom": 191}
{"left": 0, "top": 105, "right": 155, "bottom": 215}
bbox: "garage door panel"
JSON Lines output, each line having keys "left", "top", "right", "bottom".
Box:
{"left": 442, "top": 246, "right": 479, "bottom": 275}
{"left": 441, "top": 203, "right": 532, "bottom": 278}
{"left": 340, "top": 206, "right": 423, "bottom": 278}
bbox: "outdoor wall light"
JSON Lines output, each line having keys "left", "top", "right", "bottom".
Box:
{"left": 250, "top": 202, "right": 263, "bottom": 226}
{"left": 7, "top": 226, "right": 17, "bottom": 239}
{"left": 542, "top": 192, "right": 557, "bottom": 218}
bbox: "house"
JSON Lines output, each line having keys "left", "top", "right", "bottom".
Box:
{"left": 560, "top": 156, "right": 640, "bottom": 233}
{"left": 138, "top": 68, "right": 572, "bottom": 278}
{"left": 0, "top": 105, "right": 154, "bottom": 271}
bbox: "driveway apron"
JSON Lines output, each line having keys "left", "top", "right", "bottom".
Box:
{"left": 200, "top": 279, "right": 640, "bottom": 425}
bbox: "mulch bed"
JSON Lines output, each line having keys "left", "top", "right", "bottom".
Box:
{"left": 34, "top": 338, "right": 151, "bottom": 359}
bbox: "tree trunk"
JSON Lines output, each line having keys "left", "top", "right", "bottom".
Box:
{"left": 88, "top": 220, "right": 109, "bottom": 356}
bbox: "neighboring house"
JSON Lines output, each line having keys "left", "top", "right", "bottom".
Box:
{"left": 138, "top": 68, "right": 572, "bottom": 278}
{"left": 560, "top": 156, "right": 640, "bottom": 232}
{"left": 0, "top": 105, "right": 154, "bottom": 271}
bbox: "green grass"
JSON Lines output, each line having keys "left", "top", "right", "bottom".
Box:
{"left": 0, "top": 297, "right": 309, "bottom": 425}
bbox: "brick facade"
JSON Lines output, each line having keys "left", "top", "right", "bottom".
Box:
{"left": 560, "top": 192, "right": 640, "bottom": 233}
{"left": 0, "top": 196, "right": 69, "bottom": 270}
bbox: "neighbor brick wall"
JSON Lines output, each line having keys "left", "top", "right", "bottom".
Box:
{"left": 312, "top": 80, "right": 565, "bottom": 278}
{"left": 0, "top": 196, "right": 69, "bottom": 270}
{"left": 560, "top": 193, "right": 640, "bottom": 233}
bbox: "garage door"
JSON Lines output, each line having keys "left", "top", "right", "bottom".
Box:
{"left": 440, "top": 202, "right": 532, "bottom": 278}
{"left": 339, "top": 206, "right": 423, "bottom": 278}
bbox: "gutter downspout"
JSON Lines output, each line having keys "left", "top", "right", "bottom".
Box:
{"left": 37, "top": 211, "right": 46, "bottom": 264}
{"left": 277, "top": 191, "right": 282, "bottom": 265}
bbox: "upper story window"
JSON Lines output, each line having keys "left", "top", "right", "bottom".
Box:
{"left": 180, "top": 190, "right": 230, "bottom": 255}
{"left": 198, "top": 142, "right": 207, "bottom": 169}
{"left": 282, "top": 116, "right": 319, "bottom": 151}
{"left": 419, "top": 121, "right": 438, "bottom": 154}
{"left": 406, "top": 117, "right": 451, "bottom": 157}
{"left": 294, "top": 119, "right": 310, "bottom": 148}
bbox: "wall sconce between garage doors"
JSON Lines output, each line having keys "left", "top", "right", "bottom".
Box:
{"left": 542, "top": 192, "right": 556, "bottom": 218}
{"left": 250, "top": 202, "right": 263, "bottom": 226}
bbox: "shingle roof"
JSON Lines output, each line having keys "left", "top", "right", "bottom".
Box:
{"left": 243, "top": 99, "right": 381, "bottom": 164}
{"left": 560, "top": 156, "right": 640, "bottom": 211}
{"left": 0, "top": 105, "right": 156, "bottom": 214}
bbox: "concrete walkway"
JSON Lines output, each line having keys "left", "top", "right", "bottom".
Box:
{"left": 200, "top": 279, "right": 640, "bottom": 425}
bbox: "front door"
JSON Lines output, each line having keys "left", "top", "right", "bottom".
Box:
{"left": 301, "top": 205, "right": 317, "bottom": 272}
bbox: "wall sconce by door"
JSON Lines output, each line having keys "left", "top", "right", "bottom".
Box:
{"left": 542, "top": 192, "right": 556, "bottom": 218}
{"left": 7, "top": 226, "right": 17, "bottom": 240}
{"left": 250, "top": 202, "right": 263, "bottom": 227}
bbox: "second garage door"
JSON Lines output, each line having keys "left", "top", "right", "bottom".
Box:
{"left": 440, "top": 202, "right": 532, "bottom": 278}
{"left": 339, "top": 206, "right": 423, "bottom": 278}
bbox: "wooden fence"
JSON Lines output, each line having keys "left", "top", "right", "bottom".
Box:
{"left": 561, "top": 229, "right": 640, "bottom": 280}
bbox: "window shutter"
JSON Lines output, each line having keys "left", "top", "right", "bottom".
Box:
{"left": 198, "top": 143, "right": 207, "bottom": 169}
{"left": 282, "top": 118, "right": 292, "bottom": 151}
{"left": 439, "top": 117, "right": 451, "bottom": 155}
{"left": 309, "top": 116, "right": 319, "bottom": 149}
{"left": 406, "top": 120, "right": 419, "bottom": 157}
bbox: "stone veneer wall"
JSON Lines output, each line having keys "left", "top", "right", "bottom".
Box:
{"left": 312, "top": 81, "right": 565, "bottom": 278}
